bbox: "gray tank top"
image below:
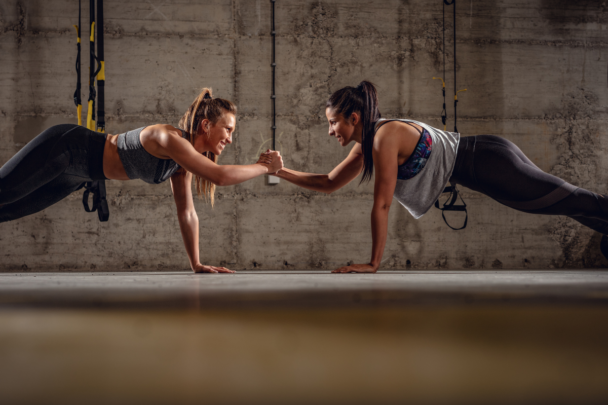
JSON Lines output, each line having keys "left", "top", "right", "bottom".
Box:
{"left": 116, "top": 127, "right": 187, "bottom": 184}
{"left": 375, "top": 118, "right": 460, "bottom": 219}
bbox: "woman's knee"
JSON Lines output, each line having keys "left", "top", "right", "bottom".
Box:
{"left": 557, "top": 189, "right": 608, "bottom": 219}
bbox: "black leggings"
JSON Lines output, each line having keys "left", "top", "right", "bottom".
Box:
{"left": 0, "top": 124, "right": 106, "bottom": 223}
{"left": 450, "top": 135, "right": 608, "bottom": 234}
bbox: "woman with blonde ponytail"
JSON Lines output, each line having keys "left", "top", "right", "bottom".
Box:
{"left": 0, "top": 87, "right": 283, "bottom": 273}
{"left": 276, "top": 81, "right": 608, "bottom": 272}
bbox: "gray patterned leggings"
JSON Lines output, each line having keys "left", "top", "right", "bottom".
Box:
{"left": 450, "top": 135, "right": 608, "bottom": 234}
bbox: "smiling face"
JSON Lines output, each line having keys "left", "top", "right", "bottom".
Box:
{"left": 197, "top": 112, "right": 236, "bottom": 155}
{"left": 325, "top": 107, "right": 361, "bottom": 146}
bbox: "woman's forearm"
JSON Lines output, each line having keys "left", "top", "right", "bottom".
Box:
{"left": 214, "top": 164, "right": 269, "bottom": 186}
{"left": 177, "top": 210, "right": 200, "bottom": 270}
{"left": 369, "top": 203, "right": 391, "bottom": 270}
{"left": 276, "top": 167, "right": 335, "bottom": 194}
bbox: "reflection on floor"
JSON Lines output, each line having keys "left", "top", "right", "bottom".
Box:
{"left": 0, "top": 271, "right": 607, "bottom": 404}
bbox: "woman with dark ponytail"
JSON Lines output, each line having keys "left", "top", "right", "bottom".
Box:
{"left": 0, "top": 87, "right": 283, "bottom": 273}
{"left": 275, "top": 81, "right": 608, "bottom": 272}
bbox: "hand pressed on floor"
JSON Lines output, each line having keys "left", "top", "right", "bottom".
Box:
{"left": 193, "top": 264, "right": 235, "bottom": 273}
{"left": 332, "top": 263, "right": 377, "bottom": 273}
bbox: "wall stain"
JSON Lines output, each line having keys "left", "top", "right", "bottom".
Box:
{"left": 292, "top": 2, "right": 337, "bottom": 38}
{"left": 2, "top": 1, "right": 26, "bottom": 45}
{"left": 540, "top": 0, "right": 608, "bottom": 29}
{"left": 492, "top": 259, "right": 503, "bottom": 269}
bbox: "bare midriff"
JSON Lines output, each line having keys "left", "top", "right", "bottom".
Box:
{"left": 103, "top": 134, "right": 130, "bottom": 180}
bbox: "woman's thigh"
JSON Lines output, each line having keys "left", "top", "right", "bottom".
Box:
{"left": 454, "top": 135, "right": 607, "bottom": 220}
{"left": 471, "top": 135, "right": 567, "bottom": 202}
{"left": 0, "top": 173, "right": 85, "bottom": 223}
{"left": 0, "top": 124, "right": 81, "bottom": 204}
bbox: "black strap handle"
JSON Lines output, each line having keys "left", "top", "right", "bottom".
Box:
{"left": 82, "top": 182, "right": 97, "bottom": 213}
{"left": 434, "top": 181, "right": 467, "bottom": 230}
{"left": 82, "top": 181, "right": 109, "bottom": 222}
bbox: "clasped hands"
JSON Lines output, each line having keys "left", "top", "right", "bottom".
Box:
{"left": 257, "top": 149, "right": 283, "bottom": 174}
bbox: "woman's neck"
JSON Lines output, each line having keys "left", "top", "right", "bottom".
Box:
{"left": 352, "top": 123, "right": 364, "bottom": 144}
{"left": 193, "top": 135, "right": 212, "bottom": 153}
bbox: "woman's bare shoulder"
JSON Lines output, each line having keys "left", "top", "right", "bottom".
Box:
{"left": 376, "top": 120, "right": 416, "bottom": 134}
{"left": 143, "top": 124, "right": 181, "bottom": 137}
{"left": 140, "top": 124, "right": 188, "bottom": 158}
{"left": 376, "top": 120, "right": 420, "bottom": 142}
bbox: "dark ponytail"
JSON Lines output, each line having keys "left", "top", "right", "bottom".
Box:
{"left": 326, "top": 81, "right": 380, "bottom": 183}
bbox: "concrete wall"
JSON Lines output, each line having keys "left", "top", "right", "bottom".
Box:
{"left": 1, "top": 0, "right": 607, "bottom": 271}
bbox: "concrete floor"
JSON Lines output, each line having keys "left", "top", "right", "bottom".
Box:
{"left": 1, "top": 271, "right": 608, "bottom": 404}
{"left": 2, "top": 270, "right": 608, "bottom": 308}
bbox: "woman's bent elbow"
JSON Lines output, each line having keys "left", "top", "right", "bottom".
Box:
{"left": 323, "top": 180, "right": 339, "bottom": 195}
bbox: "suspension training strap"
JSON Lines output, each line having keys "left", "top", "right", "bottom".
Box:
{"left": 431, "top": 0, "right": 449, "bottom": 131}
{"left": 433, "top": 0, "right": 467, "bottom": 230}
{"left": 86, "top": 0, "right": 98, "bottom": 131}
{"left": 81, "top": 0, "right": 109, "bottom": 222}
{"left": 443, "top": 0, "right": 467, "bottom": 133}
{"left": 94, "top": 0, "right": 109, "bottom": 221}
{"left": 434, "top": 181, "right": 468, "bottom": 230}
{"left": 433, "top": 77, "right": 447, "bottom": 130}
{"left": 72, "top": 0, "right": 82, "bottom": 126}
{"left": 96, "top": 0, "right": 105, "bottom": 134}
{"left": 449, "top": 0, "right": 458, "bottom": 132}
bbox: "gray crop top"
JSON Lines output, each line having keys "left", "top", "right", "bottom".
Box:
{"left": 116, "top": 127, "right": 187, "bottom": 184}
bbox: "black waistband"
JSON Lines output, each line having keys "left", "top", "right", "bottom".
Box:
{"left": 451, "top": 135, "right": 474, "bottom": 181}
{"left": 87, "top": 131, "right": 108, "bottom": 181}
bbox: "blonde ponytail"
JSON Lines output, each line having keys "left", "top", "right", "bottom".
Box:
{"left": 178, "top": 88, "right": 237, "bottom": 206}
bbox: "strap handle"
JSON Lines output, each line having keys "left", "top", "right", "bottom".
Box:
{"left": 434, "top": 181, "right": 468, "bottom": 230}
{"left": 82, "top": 181, "right": 109, "bottom": 222}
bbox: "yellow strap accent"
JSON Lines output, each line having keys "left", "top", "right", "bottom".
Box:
{"left": 455, "top": 88, "right": 468, "bottom": 101}
{"left": 73, "top": 25, "right": 80, "bottom": 42}
{"left": 432, "top": 77, "right": 446, "bottom": 88}
{"left": 87, "top": 100, "right": 95, "bottom": 130}
{"left": 77, "top": 104, "right": 82, "bottom": 126}
{"left": 90, "top": 22, "right": 95, "bottom": 42}
{"left": 98, "top": 61, "right": 105, "bottom": 81}
{"left": 444, "top": 125, "right": 447, "bottom": 131}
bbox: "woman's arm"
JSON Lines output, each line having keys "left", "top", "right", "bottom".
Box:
{"left": 170, "top": 169, "right": 235, "bottom": 273}
{"left": 156, "top": 125, "right": 282, "bottom": 186}
{"left": 275, "top": 143, "right": 364, "bottom": 194}
{"left": 332, "top": 129, "right": 399, "bottom": 273}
